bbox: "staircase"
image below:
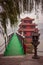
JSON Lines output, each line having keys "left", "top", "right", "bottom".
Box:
{"left": 24, "top": 43, "right": 33, "bottom": 54}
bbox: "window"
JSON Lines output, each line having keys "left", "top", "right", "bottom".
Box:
{"left": 24, "top": 32, "right": 26, "bottom": 34}
{"left": 24, "top": 20, "right": 28, "bottom": 23}
{"left": 22, "top": 25, "right": 26, "bottom": 28}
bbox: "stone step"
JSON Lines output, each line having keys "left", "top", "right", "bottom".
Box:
{"left": 26, "top": 49, "right": 33, "bottom": 53}
{"left": 25, "top": 43, "right": 32, "bottom": 46}
{"left": 24, "top": 44, "right": 33, "bottom": 53}
{"left": 25, "top": 44, "right": 33, "bottom": 48}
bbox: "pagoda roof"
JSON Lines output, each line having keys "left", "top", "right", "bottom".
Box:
{"left": 21, "top": 17, "right": 34, "bottom": 21}
{"left": 18, "top": 28, "right": 38, "bottom": 32}
{"left": 19, "top": 23, "right": 37, "bottom": 26}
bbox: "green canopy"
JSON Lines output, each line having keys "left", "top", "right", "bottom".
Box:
{"left": 4, "top": 34, "right": 24, "bottom": 56}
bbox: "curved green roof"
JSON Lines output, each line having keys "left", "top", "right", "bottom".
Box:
{"left": 4, "top": 34, "right": 24, "bottom": 56}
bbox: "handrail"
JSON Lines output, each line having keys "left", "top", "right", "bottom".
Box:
{"left": 0, "top": 46, "right": 5, "bottom": 52}
{"left": 38, "top": 51, "right": 43, "bottom": 53}
{"left": 0, "top": 43, "right": 5, "bottom": 47}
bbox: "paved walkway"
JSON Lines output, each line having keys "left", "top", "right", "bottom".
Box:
{"left": 0, "top": 54, "right": 43, "bottom": 65}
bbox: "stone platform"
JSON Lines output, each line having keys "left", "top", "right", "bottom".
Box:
{"left": 0, "top": 54, "right": 43, "bottom": 65}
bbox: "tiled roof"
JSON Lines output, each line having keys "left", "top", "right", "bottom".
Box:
{"left": 21, "top": 17, "right": 34, "bottom": 21}
{"left": 19, "top": 23, "right": 37, "bottom": 26}
{"left": 18, "top": 28, "right": 37, "bottom": 32}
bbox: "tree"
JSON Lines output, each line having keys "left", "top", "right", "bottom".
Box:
{"left": 0, "top": 0, "right": 20, "bottom": 47}
{"left": 0, "top": 0, "right": 42, "bottom": 48}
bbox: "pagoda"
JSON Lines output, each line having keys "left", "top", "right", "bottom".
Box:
{"left": 18, "top": 17, "right": 38, "bottom": 54}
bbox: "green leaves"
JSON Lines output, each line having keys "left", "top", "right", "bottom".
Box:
{"left": 23, "top": 0, "right": 34, "bottom": 12}
{"left": 0, "top": 12, "right": 7, "bottom": 33}
{"left": 0, "top": 0, "right": 42, "bottom": 34}
{"left": 0, "top": 0, "right": 20, "bottom": 33}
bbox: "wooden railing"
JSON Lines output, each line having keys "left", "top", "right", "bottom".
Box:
{"left": 0, "top": 43, "right": 5, "bottom": 52}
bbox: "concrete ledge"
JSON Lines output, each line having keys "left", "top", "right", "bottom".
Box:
{"left": 0, "top": 54, "right": 43, "bottom": 65}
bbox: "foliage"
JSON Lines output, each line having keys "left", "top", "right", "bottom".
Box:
{"left": 0, "top": 0, "right": 20, "bottom": 33}
{"left": 0, "top": 0, "right": 43, "bottom": 33}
